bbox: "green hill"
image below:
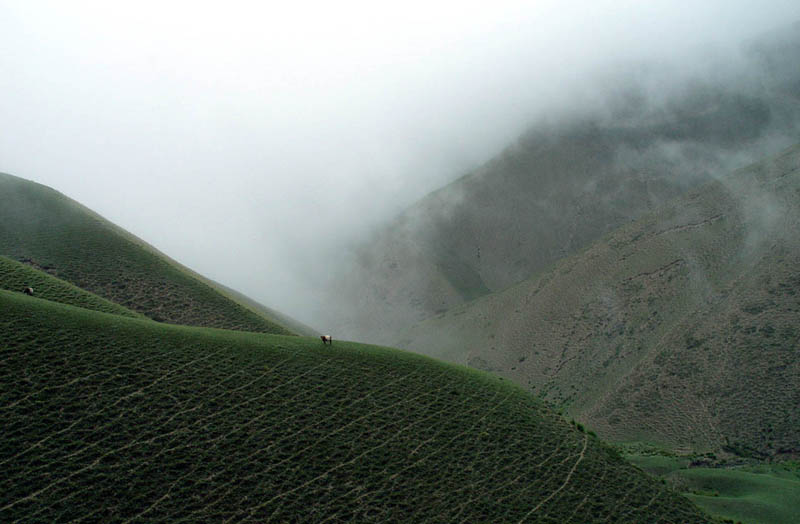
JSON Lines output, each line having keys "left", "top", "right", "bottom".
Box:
{"left": 398, "top": 143, "right": 800, "bottom": 458}
{"left": 0, "top": 255, "right": 143, "bottom": 318}
{"left": 679, "top": 467, "right": 800, "bottom": 524}
{"left": 0, "top": 172, "right": 295, "bottom": 335}
{"left": 628, "top": 454, "right": 800, "bottom": 524}
{"left": 0, "top": 290, "right": 709, "bottom": 522}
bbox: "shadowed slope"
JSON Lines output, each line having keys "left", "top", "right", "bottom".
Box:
{"left": 0, "top": 172, "right": 295, "bottom": 334}
{"left": 399, "top": 143, "right": 800, "bottom": 457}
{"left": 0, "top": 291, "right": 709, "bottom": 523}
{"left": 0, "top": 255, "right": 142, "bottom": 318}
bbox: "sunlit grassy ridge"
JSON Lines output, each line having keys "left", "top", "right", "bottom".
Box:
{"left": 0, "top": 172, "right": 294, "bottom": 334}
{"left": 0, "top": 290, "right": 709, "bottom": 523}
{"left": 0, "top": 255, "right": 142, "bottom": 318}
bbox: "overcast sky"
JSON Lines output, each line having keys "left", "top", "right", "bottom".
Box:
{"left": 2, "top": 1, "right": 800, "bottom": 323}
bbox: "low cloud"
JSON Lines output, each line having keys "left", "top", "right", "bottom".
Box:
{"left": 1, "top": 2, "right": 800, "bottom": 324}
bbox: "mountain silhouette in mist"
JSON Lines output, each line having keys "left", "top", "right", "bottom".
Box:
{"left": 320, "top": 23, "right": 800, "bottom": 345}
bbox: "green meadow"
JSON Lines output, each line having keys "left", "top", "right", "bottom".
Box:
{"left": 628, "top": 452, "right": 800, "bottom": 524}
{"left": 0, "top": 288, "right": 709, "bottom": 522}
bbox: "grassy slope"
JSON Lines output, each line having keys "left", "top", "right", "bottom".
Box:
{"left": 682, "top": 469, "right": 800, "bottom": 524}
{"left": 399, "top": 143, "right": 800, "bottom": 457}
{"left": 628, "top": 454, "right": 800, "bottom": 524}
{"left": 0, "top": 255, "right": 143, "bottom": 318}
{"left": 0, "top": 172, "right": 294, "bottom": 335}
{"left": 0, "top": 290, "right": 710, "bottom": 523}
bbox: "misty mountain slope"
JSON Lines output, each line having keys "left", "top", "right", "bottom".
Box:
{"left": 0, "top": 290, "right": 711, "bottom": 523}
{"left": 320, "top": 23, "right": 800, "bottom": 344}
{"left": 326, "top": 123, "right": 713, "bottom": 343}
{"left": 398, "top": 142, "right": 800, "bottom": 457}
{"left": 0, "top": 255, "right": 143, "bottom": 318}
{"left": 0, "top": 172, "right": 296, "bottom": 334}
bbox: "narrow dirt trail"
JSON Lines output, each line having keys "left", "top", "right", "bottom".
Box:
{"left": 517, "top": 434, "right": 588, "bottom": 523}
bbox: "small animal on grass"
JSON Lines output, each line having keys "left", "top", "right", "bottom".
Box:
{"left": 22, "top": 286, "right": 34, "bottom": 296}
{"left": 320, "top": 335, "right": 332, "bottom": 345}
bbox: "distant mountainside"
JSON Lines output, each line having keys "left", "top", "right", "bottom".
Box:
{"left": 0, "top": 172, "right": 297, "bottom": 335}
{"left": 320, "top": 22, "right": 800, "bottom": 345}
{"left": 399, "top": 143, "right": 800, "bottom": 458}
{"left": 0, "top": 290, "right": 710, "bottom": 522}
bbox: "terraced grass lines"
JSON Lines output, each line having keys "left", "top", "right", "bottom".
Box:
{"left": 0, "top": 255, "right": 142, "bottom": 318}
{"left": 0, "top": 291, "right": 709, "bottom": 522}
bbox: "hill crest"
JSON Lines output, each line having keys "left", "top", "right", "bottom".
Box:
{"left": 0, "top": 172, "right": 299, "bottom": 335}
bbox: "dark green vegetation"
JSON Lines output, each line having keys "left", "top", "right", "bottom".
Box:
{"left": 0, "top": 172, "right": 294, "bottom": 335}
{"left": 0, "top": 290, "right": 710, "bottom": 522}
{"left": 399, "top": 142, "right": 800, "bottom": 459}
{"left": 628, "top": 452, "right": 800, "bottom": 524}
{"left": 0, "top": 255, "right": 142, "bottom": 318}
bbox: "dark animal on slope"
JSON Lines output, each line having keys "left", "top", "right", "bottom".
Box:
{"left": 22, "top": 287, "right": 34, "bottom": 296}
{"left": 320, "top": 335, "right": 332, "bottom": 345}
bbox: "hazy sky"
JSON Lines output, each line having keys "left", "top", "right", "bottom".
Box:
{"left": 2, "top": 1, "right": 800, "bottom": 323}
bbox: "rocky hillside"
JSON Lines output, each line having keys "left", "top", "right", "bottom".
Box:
{"left": 320, "top": 22, "right": 800, "bottom": 345}
{"left": 399, "top": 143, "right": 800, "bottom": 457}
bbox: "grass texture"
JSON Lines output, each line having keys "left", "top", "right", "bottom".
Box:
{"left": 0, "top": 172, "right": 293, "bottom": 334}
{"left": 682, "top": 468, "right": 800, "bottom": 524}
{"left": 0, "top": 290, "right": 709, "bottom": 523}
{"left": 629, "top": 452, "right": 800, "bottom": 524}
{"left": 0, "top": 255, "right": 142, "bottom": 318}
